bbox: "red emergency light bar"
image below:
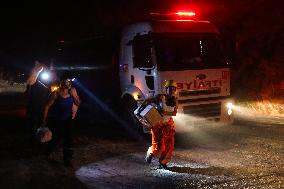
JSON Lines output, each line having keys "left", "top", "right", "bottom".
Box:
{"left": 175, "top": 11, "right": 196, "bottom": 16}
{"left": 149, "top": 11, "right": 196, "bottom": 21}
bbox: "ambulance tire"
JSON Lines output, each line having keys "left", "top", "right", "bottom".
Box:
{"left": 121, "top": 95, "right": 144, "bottom": 134}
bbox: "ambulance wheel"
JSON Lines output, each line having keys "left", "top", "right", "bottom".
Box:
{"left": 121, "top": 95, "right": 143, "bottom": 133}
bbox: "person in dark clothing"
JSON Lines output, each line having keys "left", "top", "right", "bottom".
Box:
{"left": 42, "top": 74, "right": 80, "bottom": 166}
{"left": 26, "top": 62, "right": 50, "bottom": 144}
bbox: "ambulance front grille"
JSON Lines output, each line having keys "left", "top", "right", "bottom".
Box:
{"left": 183, "top": 102, "right": 221, "bottom": 118}
{"left": 179, "top": 87, "right": 221, "bottom": 97}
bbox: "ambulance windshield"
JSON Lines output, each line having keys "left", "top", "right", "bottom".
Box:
{"left": 154, "top": 33, "right": 227, "bottom": 71}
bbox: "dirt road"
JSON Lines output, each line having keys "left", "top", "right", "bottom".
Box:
{"left": 0, "top": 93, "right": 283, "bottom": 188}
{"left": 0, "top": 115, "right": 283, "bottom": 189}
{"left": 75, "top": 121, "right": 283, "bottom": 189}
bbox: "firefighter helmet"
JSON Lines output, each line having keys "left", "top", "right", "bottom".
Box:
{"left": 164, "top": 80, "right": 177, "bottom": 89}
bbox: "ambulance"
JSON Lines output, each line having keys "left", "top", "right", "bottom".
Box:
{"left": 118, "top": 11, "right": 234, "bottom": 131}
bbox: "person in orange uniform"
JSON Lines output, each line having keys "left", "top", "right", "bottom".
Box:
{"left": 140, "top": 80, "right": 178, "bottom": 169}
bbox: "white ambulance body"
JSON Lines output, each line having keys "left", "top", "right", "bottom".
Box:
{"left": 119, "top": 14, "right": 234, "bottom": 131}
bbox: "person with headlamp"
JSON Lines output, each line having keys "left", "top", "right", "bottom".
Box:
{"left": 42, "top": 74, "right": 80, "bottom": 167}
{"left": 26, "top": 61, "right": 52, "bottom": 145}
{"left": 138, "top": 80, "right": 178, "bottom": 169}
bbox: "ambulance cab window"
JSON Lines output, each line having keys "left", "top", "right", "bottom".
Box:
{"left": 132, "top": 34, "right": 153, "bottom": 69}
{"left": 154, "top": 33, "right": 227, "bottom": 71}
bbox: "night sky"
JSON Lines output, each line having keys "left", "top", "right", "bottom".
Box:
{"left": 0, "top": 1, "right": 227, "bottom": 65}
{"left": 0, "top": 0, "right": 283, "bottom": 76}
{"left": 0, "top": 1, "right": 104, "bottom": 67}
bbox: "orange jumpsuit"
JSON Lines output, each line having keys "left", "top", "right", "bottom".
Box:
{"left": 147, "top": 117, "right": 175, "bottom": 164}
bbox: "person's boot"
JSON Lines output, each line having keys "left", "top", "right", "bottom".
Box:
{"left": 145, "top": 152, "right": 153, "bottom": 164}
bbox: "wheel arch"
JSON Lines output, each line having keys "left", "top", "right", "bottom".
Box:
{"left": 121, "top": 85, "right": 145, "bottom": 103}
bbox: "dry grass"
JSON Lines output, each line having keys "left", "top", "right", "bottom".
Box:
{"left": 244, "top": 100, "right": 284, "bottom": 117}
{"left": 234, "top": 100, "right": 284, "bottom": 125}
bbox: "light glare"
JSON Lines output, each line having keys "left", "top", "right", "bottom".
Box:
{"left": 231, "top": 101, "right": 284, "bottom": 125}
{"left": 228, "top": 109, "right": 233, "bottom": 115}
{"left": 133, "top": 92, "right": 140, "bottom": 100}
{"left": 40, "top": 72, "right": 50, "bottom": 81}
{"left": 226, "top": 102, "right": 234, "bottom": 109}
{"left": 176, "top": 11, "right": 196, "bottom": 16}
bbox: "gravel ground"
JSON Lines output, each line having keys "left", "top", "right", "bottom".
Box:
{"left": 173, "top": 121, "right": 284, "bottom": 188}
{"left": 75, "top": 121, "right": 283, "bottom": 189}
{"left": 0, "top": 92, "right": 283, "bottom": 189}
{"left": 0, "top": 115, "right": 282, "bottom": 189}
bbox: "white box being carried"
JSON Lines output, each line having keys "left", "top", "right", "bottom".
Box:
{"left": 134, "top": 105, "right": 162, "bottom": 128}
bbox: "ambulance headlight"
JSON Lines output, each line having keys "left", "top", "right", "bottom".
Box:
{"left": 226, "top": 102, "right": 234, "bottom": 115}
{"left": 228, "top": 108, "right": 233, "bottom": 115}
{"left": 226, "top": 102, "right": 234, "bottom": 109}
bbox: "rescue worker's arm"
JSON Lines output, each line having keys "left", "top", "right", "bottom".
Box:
{"left": 138, "top": 95, "right": 159, "bottom": 113}
{"left": 173, "top": 100, "right": 178, "bottom": 115}
{"left": 161, "top": 96, "right": 178, "bottom": 116}
{"left": 42, "top": 92, "right": 57, "bottom": 126}
{"left": 164, "top": 102, "right": 178, "bottom": 116}
{"left": 70, "top": 87, "right": 80, "bottom": 106}
{"left": 26, "top": 62, "right": 44, "bottom": 86}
